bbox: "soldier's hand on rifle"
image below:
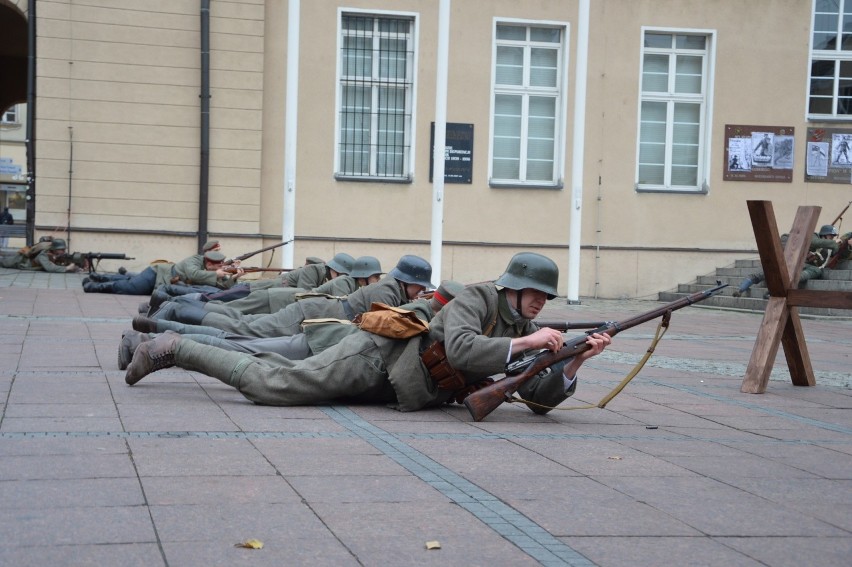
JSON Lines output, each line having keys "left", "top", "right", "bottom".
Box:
{"left": 559, "top": 332, "right": 611, "bottom": 381}
{"left": 64, "top": 263, "right": 79, "bottom": 273}
{"left": 512, "top": 327, "right": 565, "bottom": 355}
{"left": 218, "top": 266, "right": 245, "bottom": 280}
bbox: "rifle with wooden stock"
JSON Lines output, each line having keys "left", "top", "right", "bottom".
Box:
{"left": 825, "top": 239, "right": 850, "bottom": 270}
{"left": 223, "top": 266, "right": 293, "bottom": 274}
{"left": 537, "top": 320, "right": 609, "bottom": 331}
{"left": 225, "top": 239, "right": 294, "bottom": 265}
{"left": 463, "top": 282, "right": 728, "bottom": 422}
{"left": 831, "top": 200, "right": 851, "bottom": 228}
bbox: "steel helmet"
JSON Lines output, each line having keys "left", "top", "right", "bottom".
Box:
{"left": 326, "top": 252, "right": 355, "bottom": 275}
{"left": 50, "top": 238, "right": 67, "bottom": 251}
{"left": 349, "top": 256, "right": 383, "bottom": 279}
{"left": 495, "top": 252, "right": 559, "bottom": 299}
{"left": 388, "top": 255, "right": 433, "bottom": 288}
{"left": 819, "top": 224, "right": 838, "bottom": 238}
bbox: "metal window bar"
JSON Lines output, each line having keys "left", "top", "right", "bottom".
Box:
{"left": 340, "top": 15, "right": 412, "bottom": 178}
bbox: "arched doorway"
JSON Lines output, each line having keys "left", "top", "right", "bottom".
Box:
{"left": 0, "top": 1, "right": 29, "bottom": 246}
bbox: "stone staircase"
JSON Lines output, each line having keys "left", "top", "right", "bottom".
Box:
{"left": 658, "top": 258, "right": 852, "bottom": 317}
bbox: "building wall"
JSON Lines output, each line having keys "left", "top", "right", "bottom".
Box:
{"left": 34, "top": 0, "right": 265, "bottom": 258}
{"left": 27, "top": 0, "right": 852, "bottom": 297}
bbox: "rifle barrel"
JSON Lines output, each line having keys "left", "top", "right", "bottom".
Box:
{"left": 537, "top": 320, "right": 608, "bottom": 331}
{"left": 463, "top": 283, "right": 728, "bottom": 422}
{"left": 230, "top": 239, "right": 294, "bottom": 263}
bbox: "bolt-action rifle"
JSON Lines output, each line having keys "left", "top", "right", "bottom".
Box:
{"left": 831, "top": 200, "right": 851, "bottom": 228}
{"left": 536, "top": 320, "right": 609, "bottom": 331}
{"left": 222, "top": 266, "right": 293, "bottom": 274}
{"left": 825, "top": 239, "right": 850, "bottom": 270}
{"left": 226, "top": 239, "right": 294, "bottom": 265}
{"left": 463, "top": 283, "right": 728, "bottom": 422}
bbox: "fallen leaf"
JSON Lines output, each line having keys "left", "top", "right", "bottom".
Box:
{"left": 235, "top": 539, "right": 264, "bottom": 549}
{"left": 425, "top": 540, "right": 441, "bottom": 550}
{"left": 607, "top": 456, "right": 623, "bottom": 460}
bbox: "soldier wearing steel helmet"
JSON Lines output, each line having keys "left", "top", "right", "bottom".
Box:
{"left": 131, "top": 254, "right": 433, "bottom": 339}
{"left": 733, "top": 224, "right": 841, "bottom": 298}
{"left": 152, "top": 255, "right": 385, "bottom": 320}
{"left": 0, "top": 237, "right": 79, "bottom": 272}
{"left": 123, "top": 252, "right": 610, "bottom": 414}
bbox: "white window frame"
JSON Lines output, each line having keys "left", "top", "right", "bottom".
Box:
{"left": 488, "top": 18, "right": 569, "bottom": 188}
{"left": 807, "top": 0, "right": 852, "bottom": 120}
{"left": 1, "top": 105, "right": 18, "bottom": 124}
{"left": 333, "top": 8, "right": 418, "bottom": 182}
{"left": 635, "top": 27, "right": 716, "bottom": 194}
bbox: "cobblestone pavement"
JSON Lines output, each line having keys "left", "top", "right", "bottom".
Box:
{"left": 0, "top": 269, "right": 850, "bottom": 566}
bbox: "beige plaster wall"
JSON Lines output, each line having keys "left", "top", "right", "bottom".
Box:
{"left": 27, "top": 0, "right": 852, "bottom": 295}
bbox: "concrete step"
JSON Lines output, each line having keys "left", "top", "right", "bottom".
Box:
{"left": 660, "top": 255, "right": 852, "bottom": 317}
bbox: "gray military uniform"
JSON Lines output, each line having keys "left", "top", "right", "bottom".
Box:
{"left": 155, "top": 274, "right": 408, "bottom": 338}
{"left": 202, "top": 276, "right": 361, "bottom": 317}
{"left": 249, "top": 263, "right": 330, "bottom": 291}
{"left": 172, "top": 282, "right": 575, "bottom": 413}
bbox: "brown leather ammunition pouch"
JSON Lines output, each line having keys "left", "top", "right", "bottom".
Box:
{"left": 420, "top": 341, "right": 466, "bottom": 390}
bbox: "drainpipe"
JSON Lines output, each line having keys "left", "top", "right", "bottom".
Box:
{"left": 198, "top": 0, "right": 211, "bottom": 253}
{"left": 25, "top": 0, "right": 37, "bottom": 246}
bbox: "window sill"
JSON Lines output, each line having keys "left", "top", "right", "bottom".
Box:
{"left": 806, "top": 116, "right": 852, "bottom": 123}
{"left": 488, "top": 181, "right": 563, "bottom": 190}
{"left": 635, "top": 186, "right": 708, "bottom": 195}
{"left": 334, "top": 174, "right": 412, "bottom": 184}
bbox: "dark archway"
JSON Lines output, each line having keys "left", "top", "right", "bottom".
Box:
{"left": 0, "top": 2, "right": 27, "bottom": 113}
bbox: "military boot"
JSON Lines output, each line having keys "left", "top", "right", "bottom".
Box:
{"left": 146, "top": 288, "right": 173, "bottom": 315}
{"left": 117, "top": 330, "right": 153, "bottom": 371}
{"left": 132, "top": 315, "right": 159, "bottom": 334}
{"left": 83, "top": 281, "right": 115, "bottom": 293}
{"left": 731, "top": 273, "right": 763, "bottom": 298}
{"left": 125, "top": 332, "right": 182, "bottom": 385}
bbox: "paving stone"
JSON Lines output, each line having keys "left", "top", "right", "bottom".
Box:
{"left": 0, "top": 274, "right": 850, "bottom": 565}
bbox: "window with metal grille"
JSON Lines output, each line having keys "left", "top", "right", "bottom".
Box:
{"left": 336, "top": 14, "right": 414, "bottom": 181}
{"left": 490, "top": 24, "right": 564, "bottom": 186}
{"left": 809, "top": 0, "right": 852, "bottom": 118}
{"left": 636, "top": 30, "right": 712, "bottom": 192}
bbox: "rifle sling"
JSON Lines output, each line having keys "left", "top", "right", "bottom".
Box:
{"left": 509, "top": 313, "right": 671, "bottom": 412}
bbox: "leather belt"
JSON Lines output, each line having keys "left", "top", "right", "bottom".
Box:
{"left": 420, "top": 341, "right": 466, "bottom": 390}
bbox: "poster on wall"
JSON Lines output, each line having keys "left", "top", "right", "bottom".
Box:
{"left": 723, "top": 125, "right": 794, "bottom": 182}
{"left": 805, "top": 127, "right": 852, "bottom": 183}
{"left": 429, "top": 122, "right": 474, "bottom": 183}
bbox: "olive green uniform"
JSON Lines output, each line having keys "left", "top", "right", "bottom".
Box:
{"left": 0, "top": 242, "right": 66, "bottom": 272}
{"left": 172, "top": 254, "right": 239, "bottom": 289}
{"left": 172, "top": 282, "right": 574, "bottom": 413}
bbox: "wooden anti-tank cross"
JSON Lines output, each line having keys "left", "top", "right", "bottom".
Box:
{"left": 741, "top": 200, "right": 852, "bottom": 393}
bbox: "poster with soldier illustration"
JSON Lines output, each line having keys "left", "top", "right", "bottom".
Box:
{"left": 805, "top": 127, "right": 852, "bottom": 183}
{"left": 723, "top": 125, "right": 793, "bottom": 182}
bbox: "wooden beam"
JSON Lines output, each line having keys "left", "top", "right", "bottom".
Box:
{"left": 741, "top": 201, "right": 821, "bottom": 393}
{"left": 786, "top": 289, "right": 852, "bottom": 309}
